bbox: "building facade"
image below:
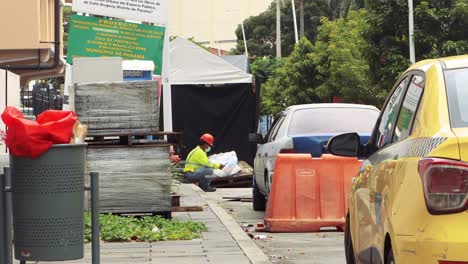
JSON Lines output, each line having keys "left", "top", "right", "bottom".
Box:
{"left": 168, "top": 0, "right": 273, "bottom": 51}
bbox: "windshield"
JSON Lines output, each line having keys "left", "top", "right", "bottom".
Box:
{"left": 288, "top": 107, "right": 380, "bottom": 136}
{"left": 446, "top": 68, "right": 468, "bottom": 128}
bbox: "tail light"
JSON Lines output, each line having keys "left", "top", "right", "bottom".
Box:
{"left": 439, "top": 261, "right": 468, "bottom": 264}
{"left": 418, "top": 158, "right": 468, "bottom": 215}
{"left": 280, "top": 149, "right": 296, "bottom": 154}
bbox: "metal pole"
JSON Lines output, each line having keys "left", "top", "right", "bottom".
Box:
{"left": 240, "top": 21, "right": 249, "bottom": 58}
{"left": 291, "top": 0, "right": 299, "bottom": 44}
{"left": 276, "top": 0, "right": 282, "bottom": 58}
{"left": 0, "top": 171, "right": 5, "bottom": 264}
{"left": 408, "top": 0, "right": 416, "bottom": 64}
{"left": 3, "top": 168, "right": 12, "bottom": 264}
{"left": 90, "top": 172, "right": 100, "bottom": 264}
{"left": 299, "top": 0, "right": 304, "bottom": 38}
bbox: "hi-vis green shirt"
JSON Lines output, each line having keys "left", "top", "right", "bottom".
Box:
{"left": 183, "top": 146, "right": 220, "bottom": 173}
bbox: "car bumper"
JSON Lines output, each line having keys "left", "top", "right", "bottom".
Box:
{"left": 395, "top": 213, "right": 468, "bottom": 264}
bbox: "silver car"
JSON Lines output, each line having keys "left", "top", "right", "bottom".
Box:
{"left": 250, "top": 103, "right": 380, "bottom": 211}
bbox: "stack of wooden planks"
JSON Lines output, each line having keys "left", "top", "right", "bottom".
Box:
{"left": 73, "top": 80, "right": 176, "bottom": 216}
{"left": 72, "top": 81, "right": 159, "bottom": 136}
{"left": 86, "top": 146, "right": 171, "bottom": 214}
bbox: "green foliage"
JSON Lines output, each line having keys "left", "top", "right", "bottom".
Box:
{"left": 250, "top": 58, "right": 283, "bottom": 116}
{"left": 311, "top": 11, "right": 384, "bottom": 104}
{"left": 63, "top": 6, "right": 73, "bottom": 55}
{"left": 366, "top": 0, "right": 468, "bottom": 91}
{"left": 250, "top": 58, "right": 282, "bottom": 83}
{"left": 84, "top": 213, "right": 207, "bottom": 242}
{"left": 328, "top": 0, "right": 368, "bottom": 18}
{"left": 232, "top": 0, "right": 330, "bottom": 58}
{"left": 261, "top": 38, "right": 319, "bottom": 115}
{"left": 257, "top": 0, "right": 468, "bottom": 114}
{"left": 261, "top": 11, "right": 381, "bottom": 115}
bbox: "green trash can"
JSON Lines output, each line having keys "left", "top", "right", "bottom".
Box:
{"left": 10, "top": 144, "right": 86, "bottom": 261}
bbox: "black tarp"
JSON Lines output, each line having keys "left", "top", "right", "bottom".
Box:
{"left": 172, "top": 83, "right": 257, "bottom": 165}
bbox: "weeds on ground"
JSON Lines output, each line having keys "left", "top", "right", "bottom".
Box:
{"left": 84, "top": 213, "right": 207, "bottom": 242}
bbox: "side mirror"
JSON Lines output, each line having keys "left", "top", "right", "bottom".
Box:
{"left": 327, "top": 133, "right": 361, "bottom": 157}
{"left": 249, "top": 133, "right": 265, "bottom": 144}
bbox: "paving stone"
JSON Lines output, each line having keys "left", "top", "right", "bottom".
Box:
{"left": 13, "top": 185, "right": 252, "bottom": 264}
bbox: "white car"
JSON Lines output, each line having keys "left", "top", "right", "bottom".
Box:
{"left": 250, "top": 104, "right": 380, "bottom": 211}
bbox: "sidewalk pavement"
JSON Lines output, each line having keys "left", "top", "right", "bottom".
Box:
{"left": 14, "top": 184, "right": 269, "bottom": 264}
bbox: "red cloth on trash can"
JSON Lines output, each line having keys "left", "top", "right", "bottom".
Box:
{"left": 1, "top": 107, "right": 77, "bottom": 158}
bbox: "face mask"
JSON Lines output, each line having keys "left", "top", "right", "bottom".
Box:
{"left": 205, "top": 147, "right": 211, "bottom": 153}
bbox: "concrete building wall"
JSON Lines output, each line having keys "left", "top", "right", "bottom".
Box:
{"left": 168, "top": 0, "right": 273, "bottom": 51}
{"left": 0, "top": 0, "right": 57, "bottom": 50}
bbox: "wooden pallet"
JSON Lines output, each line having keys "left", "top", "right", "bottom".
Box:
{"left": 87, "top": 146, "right": 172, "bottom": 216}
{"left": 86, "top": 131, "right": 182, "bottom": 147}
{"left": 171, "top": 195, "right": 180, "bottom": 207}
{"left": 106, "top": 210, "right": 172, "bottom": 219}
{"left": 211, "top": 173, "right": 253, "bottom": 188}
{"left": 74, "top": 81, "right": 160, "bottom": 135}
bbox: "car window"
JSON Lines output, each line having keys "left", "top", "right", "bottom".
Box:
{"left": 392, "top": 75, "right": 425, "bottom": 143}
{"left": 445, "top": 68, "right": 468, "bottom": 128}
{"left": 264, "top": 118, "right": 279, "bottom": 142}
{"left": 376, "top": 77, "right": 408, "bottom": 149}
{"left": 269, "top": 115, "right": 286, "bottom": 142}
{"left": 287, "top": 108, "right": 380, "bottom": 135}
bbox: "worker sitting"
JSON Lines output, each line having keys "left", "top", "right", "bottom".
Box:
{"left": 183, "top": 134, "right": 225, "bottom": 192}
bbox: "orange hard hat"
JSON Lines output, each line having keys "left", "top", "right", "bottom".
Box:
{"left": 200, "top": 133, "right": 214, "bottom": 146}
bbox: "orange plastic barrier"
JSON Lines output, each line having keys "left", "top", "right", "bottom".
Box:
{"left": 265, "top": 154, "right": 362, "bottom": 232}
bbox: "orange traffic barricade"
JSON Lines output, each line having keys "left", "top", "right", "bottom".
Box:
{"left": 264, "top": 154, "right": 362, "bottom": 232}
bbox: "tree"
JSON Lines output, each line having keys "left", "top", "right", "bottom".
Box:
{"left": 300, "top": 0, "right": 305, "bottom": 37}
{"left": 232, "top": 0, "right": 330, "bottom": 58}
{"left": 250, "top": 58, "right": 282, "bottom": 84}
{"left": 251, "top": 58, "right": 283, "bottom": 116}
{"left": 261, "top": 38, "right": 319, "bottom": 115}
{"left": 311, "top": 10, "right": 385, "bottom": 104}
{"left": 328, "top": 0, "right": 367, "bottom": 19}
{"left": 366, "top": 0, "right": 468, "bottom": 92}
{"left": 260, "top": 11, "right": 384, "bottom": 115}
{"left": 63, "top": 6, "right": 72, "bottom": 55}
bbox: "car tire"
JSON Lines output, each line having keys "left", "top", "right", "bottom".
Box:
{"left": 253, "top": 183, "right": 266, "bottom": 211}
{"left": 344, "top": 215, "right": 356, "bottom": 264}
{"left": 386, "top": 246, "right": 395, "bottom": 264}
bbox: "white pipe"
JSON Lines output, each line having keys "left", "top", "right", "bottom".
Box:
{"left": 408, "top": 0, "right": 416, "bottom": 64}
{"left": 291, "top": 0, "right": 299, "bottom": 43}
{"left": 162, "top": 33, "right": 173, "bottom": 132}
{"left": 241, "top": 21, "right": 249, "bottom": 58}
{"left": 276, "top": 0, "right": 281, "bottom": 58}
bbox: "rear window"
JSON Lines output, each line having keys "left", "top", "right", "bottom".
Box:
{"left": 288, "top": 107, "right": 380, "bottom": 136}
{"left": 446, "top": 68, "right": 468, "bottom": 128}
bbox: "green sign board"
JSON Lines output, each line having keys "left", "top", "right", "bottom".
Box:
{"left": 67, "top": 15, "right": 165, "bottom": 75}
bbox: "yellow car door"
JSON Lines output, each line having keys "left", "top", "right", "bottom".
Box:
{"left": 353, "top": 76, "right": 410, "bottom": 263}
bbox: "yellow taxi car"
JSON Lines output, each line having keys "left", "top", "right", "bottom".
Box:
{"left": 327, "top": 55, "right": 468, "bottom": 264}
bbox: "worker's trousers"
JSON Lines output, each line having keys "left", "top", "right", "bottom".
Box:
{"left": 184, "top": 168, "right": 214, "bottom": 190}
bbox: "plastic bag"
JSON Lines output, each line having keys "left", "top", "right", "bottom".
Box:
{"left": 70, "top": 121, "right": 88, "bottom": 144}
{"left": 1, "top": 107, "right": 77, "bottom": 158}
{"left": 209, "top": 151, "right": 242, "bottom": 177}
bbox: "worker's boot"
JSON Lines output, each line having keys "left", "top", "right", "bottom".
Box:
{"left": 202, "top": 186, "right": 217, "bottom": 192}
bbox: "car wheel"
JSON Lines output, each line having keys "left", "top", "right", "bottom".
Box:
{"left": 253, "top": 182, "right": 266, "bottom": 211}
{"left": 386, "top": 246, "right": 395, "bottom": 264}
{"left": 344, "top": 215, "right": 356, "bottom": 264}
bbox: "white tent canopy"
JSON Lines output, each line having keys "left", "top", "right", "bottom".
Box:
{"left": 169, "top": 37, "right": 253, "bottom": 85}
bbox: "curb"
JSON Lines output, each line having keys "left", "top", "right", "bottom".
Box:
{"left": 191, "top": 185, "right": 270, "bottom": 264}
